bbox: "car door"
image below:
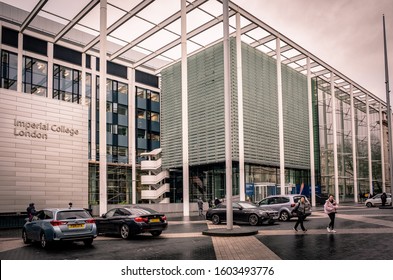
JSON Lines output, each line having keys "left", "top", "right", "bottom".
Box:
{"left": 370, "top": 194, "right": 382, "bottom": 206}
{"left": 30, "top": 211, "right": 46, "bottom": 241}
{"left": 97, "top": 208, "right": 117, "bottom": 233}
{"left": 232, "top": 203, "right": 244, "bottom": 223}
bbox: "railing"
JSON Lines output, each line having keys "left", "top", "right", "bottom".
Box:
{"left": 141, "top": 183, "right": 170, "bottom": 200}
{"left": 141, "top": 170, "right": 169, "bottom": 185}
{"left": 141, "top": 157, "right": 162, "bottom": 171}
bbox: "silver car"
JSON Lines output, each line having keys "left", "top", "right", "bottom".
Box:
{"left": 365, "top": 193, "right": 392, "bottom": 207}
{"left": 258, "top": 194, "right": 312, "bottom": 221}
{"left": 22, "top": 208, "right": 97, "bottom": 248}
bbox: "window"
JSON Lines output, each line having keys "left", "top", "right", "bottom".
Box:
{"left": 137, "top": 109, "right": 146, "bottom": 119}
{"left": 118, "top": 126, "right": 127, "bottom": 136}
{"left": 53, "top": 64, "right": 81, "bottom": 103}
{"left": 106, "top": 124, "right": 112, "bottom": 133}
{"left": 106, "top": 102, "right": 112, "bottom": 112}
{"left": 23, "top": 56, "right": 47, "bottom": 96}
{"left": 138, "top": 129, "right": 146, "bottom": 139}
{"left": 150, "top": 91, "right": 159, "bottom": 102}
{"left": 1, "top": 50, "right": 17, "bottom": 90}
{"left": 148, "top": 132, "right": 160, "bottom": 141}
{"left": 136, "top": 87, "right": 146, "bottom": 98}
{"left": 118, "top": 82, "right": 127, "bottom": 95}
{"left": 150, "top": 112, "right": 160, "bottom": 122}
{"left": 118, "top": 104, "right": 128, "bottom": 115}
{"left": 118, "top": 147, "right": 128, "bottom": 156}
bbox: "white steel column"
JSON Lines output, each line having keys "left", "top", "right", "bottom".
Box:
{"left": 307, "top": 57, "right": 316, "bottom": 206}
{"left": 47, "top": 43, "right": 53, "bottom": 99}
{"left": 128, "top": 68, "right": 136, "bottom": 204}
{"left": 91, "top": 57, "right": 97, "bottom": 161}
{"left": 81, "top": 54, "right": 86, "bottom": 105}
{"left": 276, "top": 38, "right": 285, "bottom": 194}
{"left": 99, "top": 0, "right": 108, "bottom": 215}
{"left": 236, "top": 13, "right": 245, "bottom": 201}
{"left": 331, "top": 73, "right": 339, "bottom": 203}
{"left": 223, "top": 0, "right": 233, "bottom": 229}
{"left": 17, "top": 32, "right": 23, "bottom": 92}
{"left": 379, "top": 103, "right": 386, "bottom": 192}
{"left": 181, "top": 0, "right": 190, "bottom": 216}
{"left": 366, "top": 94, "right": 373, "bottom": 195}
{"left": 350, "top": 85, "right": 358, "bottom": 203}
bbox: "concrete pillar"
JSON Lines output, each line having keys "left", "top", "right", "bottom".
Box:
{"left": 307, "top": 57, "right": 316, "bottom": 206}
{"left": 276, "top": 38, "right": 285, "bottom": 195}
{"left": 331, "top": 73, "right": 339, "bottom": 203}
{"left": 350, "top": 85, "right": 358, "bottom": 203}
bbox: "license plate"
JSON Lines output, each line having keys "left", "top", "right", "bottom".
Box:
{"left": 149, "top": 218, "right": 160, "bottom": 223}
{"left": 68, "top": 224, "right": 85, "bottom": 229}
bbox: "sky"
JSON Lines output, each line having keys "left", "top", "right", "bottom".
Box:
{"left": 233, "top": 0, "right": 393, "bottom": 102}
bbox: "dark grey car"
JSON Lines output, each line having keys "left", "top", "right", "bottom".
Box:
{"left": 258, "top": 194, "right": 311, "bottom": 221}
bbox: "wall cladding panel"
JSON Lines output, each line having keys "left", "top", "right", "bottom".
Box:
{"left": 0, "top": 89, "right": 88, "bottom": 212}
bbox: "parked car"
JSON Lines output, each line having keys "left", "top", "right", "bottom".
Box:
{"left": 258, "top": 194, "right": 312, "bottom": 221}
{"left": 22, "top": 208, "right": 97, "bottom": 249}
{"left": 365, "top": 193, "right": 392, "bottom": 207}
{"left": 95, "top": 207, "right": 168, "bottom": 239}
{"left": 205, "top": 201, "right": 279, "bottom": 226}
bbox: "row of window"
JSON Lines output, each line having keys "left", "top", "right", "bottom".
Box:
{"left": 1, "top": 50, "right": 160, "bottom": 105}
{"left": 107, "top": 124, "right": 127, "bottom": 136}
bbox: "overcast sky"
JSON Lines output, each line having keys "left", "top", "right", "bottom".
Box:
{"left": 233, "top": 0, "right": 393, "bottom": 102}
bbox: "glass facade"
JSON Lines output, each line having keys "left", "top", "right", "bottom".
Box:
{"left": 316, "top": 77, "right": 384, "bottom": 200}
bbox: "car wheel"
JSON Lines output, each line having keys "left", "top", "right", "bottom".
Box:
{"left": 120, "top": 224, "right": 131, "bottom": 239}
{"left": 83, "top": 238, "right": 94, "bottom": 246}
{"left": 151, "top": 230, "right": 162, "bottom": 237}
{"left": 249, "top": 214, "right": 259, "bottom": 226}
{"left": 22, "top": 229, "right": 31, "bottom": 244}
{"left": 40, "top": 232, "right": 50, "bottom": 249}
{"left": 212, "top": 214, "right": 221, "bottom": 225}
{"left": 280, "top": 211, "right": 290, "bottom": 221}
{"left": 366, "top": 202, "right": 372, "bottom": 208}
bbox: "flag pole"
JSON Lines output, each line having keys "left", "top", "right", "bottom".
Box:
{"left": 383, "top": 14, "right": 392, "bottom": 194}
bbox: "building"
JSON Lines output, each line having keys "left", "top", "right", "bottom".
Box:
{"left": 0, "top": 0, "right": 390, "bottom": 215}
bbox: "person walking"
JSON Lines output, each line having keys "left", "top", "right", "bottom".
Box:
{"left": 26, "top": 203, "right": 36, "bottom": 222}
{"left": 381, "top": 192, "right": 387, "bottom": 207}
{"left": 324, "top": 194, "right": 338, "bottom": 233}
{"left": 292, "top": 196, "right": 308, "bottom": 232}
{"left": 197, "top": 197, "right": 204, "bottom": 216}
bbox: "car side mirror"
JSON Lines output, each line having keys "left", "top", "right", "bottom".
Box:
{"left": 237, "top": 206, "right": 243, "bottom": 210}
{"left": 101, "top": 214, "right": 106, "bottom": 218}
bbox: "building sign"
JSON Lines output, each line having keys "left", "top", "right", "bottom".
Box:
{"left": 13, "top": 119, "right": 79, "bottom": 140}
{"left": 246, "top": 183, "right": 255, "bottom": 196}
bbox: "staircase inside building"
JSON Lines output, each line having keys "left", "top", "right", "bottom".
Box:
{"left": 140, "top": 148, "right": 170, "bottom": 203}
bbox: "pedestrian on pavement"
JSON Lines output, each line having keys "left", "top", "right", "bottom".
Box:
{"left": 324, "top": 194, "right": 338, "bottom": 233}
{"left": 214, "top": 197, "right": 221, "bottom": 206}
{"left": 381, "top": 192, "right": 387, "bottom": 207}
{"left": 197, "top": 197, "right": 204, "bottom": 216}
{"left": 26, "top": 203, "right": 36, "bottom": 222}
{"left": 292, "top": 196, "right": 308, "bottom": 232}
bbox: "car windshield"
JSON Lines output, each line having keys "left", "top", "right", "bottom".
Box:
{"left": 57, "top": 210, "right": 91, "bottom": 220}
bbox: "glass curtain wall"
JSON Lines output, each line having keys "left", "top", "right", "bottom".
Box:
{"left": 317, "top": 78, "right": 335, "bottom": 195}
{"left": 335, "top": 89, "right": 354, "bottom": 200}
{"left": 354, "top": 101, "right": 369, "bottom": 196}
{"left": 370, "top": 106, "right": 382, "bottom": 193}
